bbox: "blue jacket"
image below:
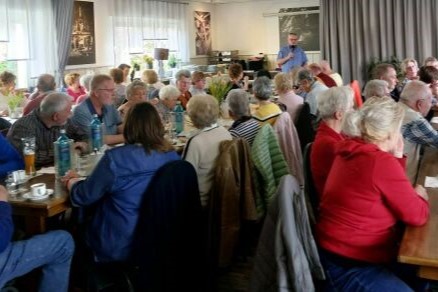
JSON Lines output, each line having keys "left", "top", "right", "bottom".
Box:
{"left": 70, "top": 144, "right": 180, "bottom": 262}
{"left": 0, "top": 202, "right": 13, "bottom": 254}
{"left": 0, "top": 134, "right": 24, "bottom": 179}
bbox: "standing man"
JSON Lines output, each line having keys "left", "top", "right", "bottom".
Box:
{"left": 277, "top": 32, "right": 308, "bottom": 73}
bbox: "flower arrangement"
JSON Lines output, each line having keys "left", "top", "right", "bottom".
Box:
{"left": 7, "top": 91, "right": 25, "bottom": 118}
{"left": 168, "top": 54, "right": 177, "bottom": 68}
{"left": 207, "top": 75, "right": 232, "bottom": 104}
{"left": 142, "top": 55, "right": 154, "bottom": 65}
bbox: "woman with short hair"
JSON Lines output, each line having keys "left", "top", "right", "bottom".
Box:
{"left": 64, "top": 73, "right": 86, "bottom": 103}
{"left": 117, "top": 80, "right": 147, "bottom": 120}
{"left": 141, "top": 69, "right": 164, "bottom": 100}
{"left": 109, "top": 68, "right": 126, "bottom": 107}
{"left": 252, "top": 76, "right": 282, "bottom": 125}
{"left": 317, "top": 97, "right": 429, "bottom": 291}
{"left": 183, "top": 94, "right": 232, "bottom": 207}
{"left": 274, "top": 72, "right": 303, "bottom": 123}
{"left": 65, "top": 102, "right": 180, "bottom": 262}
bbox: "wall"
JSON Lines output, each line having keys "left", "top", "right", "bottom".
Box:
{"left": 65, "top": 0, "right": 114, "bottom": 74}
{"left": 213, "top": 0, "right": 320, "bottom": 70}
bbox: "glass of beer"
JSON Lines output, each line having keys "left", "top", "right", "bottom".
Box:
{"left": 22, "top": 137, "right": 36, "bottom": 176}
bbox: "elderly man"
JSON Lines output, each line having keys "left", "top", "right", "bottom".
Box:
{"left": 372, "top": 63, "right": 399, "bottom": 101}
{"left": 297, "top": 69, "right": 328, "bottom": 117}
{"left": 363, "top": 80, "right": 390, "bottom": 100}
{"left": 400, "top": 80, "right": 438, "bottom": 183}
{"left": 0, "top": 185, "right": 74, "bottom": 291}
{"left": 277, "top": 32, "right": 308, "bottom": 73}
{"left": 308, "top": 63, "right": 337, "bottom": 88}
{"left": 175, "top": 69, "right": 192, "bottom": 109}
{"left": 23, "top": 74, "right": 57, "bottom": 116}
{"left": 7, "top": 93, "right": 87, "bottom": 168}
{"left": 71, "top": 74, "right": 124, "bottom": 146}
{"left": 227, "top": 89, "right": 260, "bottom": 146}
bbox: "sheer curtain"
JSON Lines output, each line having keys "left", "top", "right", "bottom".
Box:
{"left": 111, "top": 0, "right": 190, "bottom": 65}
{"left": 320, "top": 0, "right": 438, "bottom": 86}
{"left": 0, "top": 0, "right": 58, "bottom": 86}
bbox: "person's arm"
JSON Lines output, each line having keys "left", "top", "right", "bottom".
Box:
{"left": 70, "top": 153, "right": 115, "bottom": 207}
{"left": 70, "top": 106, "right": 91, "bottom": 137}
{"left": 375, "top": 154, "right": 429, "bottom": 226}
{"left": 277, "top": 50, "right": 293, "bottom": 66}
{"left": 0, "top": 135, "right": 24, "bottom": 177}
{"left": 402, "top": 118, "right": 438, "bottom": 148}
{"left": 6, "top": 121, "right": 32, "bottom": 158}
{"left": 103, "top": 134, "right": 124, "bottom": 145}
{"left": 0, "top": 186, "right": 13, "bottom": 253}
{"left": 182, "top": 137, "right": 201, "bottom": 173}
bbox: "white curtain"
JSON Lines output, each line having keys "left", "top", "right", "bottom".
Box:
{"left": 111, "top": 0, "right": 190, "bottom": 65}
{"left": 1, "top": 0, "right": 58, "bottom": 86}
{"left": 143, "top": 1, "right": 190, "bottom": 62}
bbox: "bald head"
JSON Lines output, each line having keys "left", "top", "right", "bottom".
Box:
{"left": 37, "top": 74, "right": 56, "bottom": 92}
{"left": 400, "top": 80, "right": 433, "bottom": 116}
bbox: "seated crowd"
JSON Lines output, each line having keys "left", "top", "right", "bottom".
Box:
{"left": 0, "top": 54, "right": 437, "bottom": 291}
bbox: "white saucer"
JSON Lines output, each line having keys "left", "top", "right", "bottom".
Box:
{"left": 22, "top": 189, "right": 54, "bottom": 201}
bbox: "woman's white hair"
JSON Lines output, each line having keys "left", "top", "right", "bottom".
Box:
{"left": 363, "top": 80, "right": 388, "bottom": 99}
{"left": 159, "top": 85, "right": 180, "bottom": 101}
{"left": 187, "top": 94, "right": 219, "bottom": 129}
{"left": 342, "top": 96, "right": 404, "bottom": 142}
{"left": 317, "top": 86, "right": 354, "bottom": 120}
{"left": 227, "top": 89, "right": 250, "bottom": 118}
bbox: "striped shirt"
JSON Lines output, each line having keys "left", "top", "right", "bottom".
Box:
{"left": 229, "top": 116, "right": 260, "bottom": 146}
{"left": 7, "top": 108, "right": 87, "bottom": 167}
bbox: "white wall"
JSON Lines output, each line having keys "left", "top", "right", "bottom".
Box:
{"left": 214, "top": 0, "right": 320, "bottom": 69}
{"left": 65, "top": 0, "right": 114, "bottom": 72}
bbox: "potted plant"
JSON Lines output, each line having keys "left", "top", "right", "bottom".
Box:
{"left": 207, "top": 75, "right": 232, "bottom": 118}
{"left": 7, "top": 91, "right": 25, "bottom": 118}
{"left": 168, "top": 54, "right": 177, "bottom": 69}
{"left": 143, "top": 55, "right": 154, "bottom": 69}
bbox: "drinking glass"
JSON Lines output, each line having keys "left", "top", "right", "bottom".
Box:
{"left": 22, "top": 137, "right": 36, "bottom": 176}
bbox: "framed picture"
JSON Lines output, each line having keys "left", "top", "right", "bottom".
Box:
{"left": 279, "top": 7, "right": 320, "bottom": 51}
{"left": 67, "top": 1, "right": 96, "bottom": 65}
{"left": 194, "top": 11, "right": 212, "bottom": 56}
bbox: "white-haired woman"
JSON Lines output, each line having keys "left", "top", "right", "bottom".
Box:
{"left": 183, "top": 95, "right": 232, "bottom": 207}
{"left": 117, "top": 80, "right": 147, "bottom": 120}
{"left": 310, "top": 86, "right": 354, "bottom": 196}
{"left": 363, "top": 79, "right": 390, "bottom": 100}
{"left": 155, "top": 85, "right": 180, "bottom": 122}
{"left": 317, "top": 97, "right": 429, "bottom": 291}
{"left": 252, "top": 76, "right": 282, "bottom": 125}
{"left": 227, "top": 89, "right": 260, "bottom": 146}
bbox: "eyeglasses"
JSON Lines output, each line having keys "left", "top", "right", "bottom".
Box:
{"left": 429, "top": 82, "right": 438, "bottom": 88}
{"left": 97, "top": 88, "right": 115, "bottom": 92}
{"left": 290, "top": 38, "right": 298, "bottom": 41}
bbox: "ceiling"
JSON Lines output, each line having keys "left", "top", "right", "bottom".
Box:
{"left": 158, "top": 0, "right": 269, "bottom": 3}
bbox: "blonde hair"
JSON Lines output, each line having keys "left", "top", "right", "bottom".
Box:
{"left": 64, "top": 73, "right": 80, "bottom": 86}
{"left": 274, "top": 72, "right": 294, "bottom": 93}
{"left": 142, "top": 69, "right": 158, "bottom": 84}
{"left": 187, "top": 94, "right": 219, "bottom": 128}
{"left": 342, "top": 96, "right": 404, "bottom": 143}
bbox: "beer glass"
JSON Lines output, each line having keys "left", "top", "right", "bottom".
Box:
{"left": 22, "top": 137, "right": 36, "bottom": 176}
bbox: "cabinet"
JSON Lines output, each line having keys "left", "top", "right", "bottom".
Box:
{"left": 208, "top": 50, "right": 239, "bottom": 65}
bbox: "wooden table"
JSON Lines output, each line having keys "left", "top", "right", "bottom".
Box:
{"left": 398, "top": 147, "right": 438, "bottom": 280}
{"left": 8, "top": 173, "right": 70, "bottom": 235}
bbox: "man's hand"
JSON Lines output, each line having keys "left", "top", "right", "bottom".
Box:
{"left": 0, "top": 186, "right": 8, "bottom": 202}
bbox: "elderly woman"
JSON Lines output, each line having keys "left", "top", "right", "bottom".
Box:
{"left": 117, "top": 80, "right": 147, "bottom": 120}
{"left": 76, "top": 74, "right": 94, "bottom": 104}
{"left": 0, "top": 71, "right": 17, "bottom": 115}
{"left": 155, "top": 85, "right": 180, "bottom": 122}
{"left": 175, "top": 69, "right": 192, "bottom": 109}
{"left": 65, "top": 102, "right": 179, "bottom": 262}
{"left": 317, "top": 97, "right": 429, "bottom": 291}
{"left": 310, "top": 86, "right": 354, "bottom": 197}
{"left": 110, "top": 68, "right": 126, "bottom": 107}
{"left": 397, "top": 58, "right": 419, "bottom": 94}
{"left": 141, "top": 69, "right": 164, "bottom": 100}
{"left": 274, "top": 72, "right": 303, "bottom": 123}
{"left": 65, "top": 73, "right": 86, "bottom": 103}
{"left": 363, "top": 79, "right": 390, "bottom": 100}
{"left": 227, "top": 89, "right": 260, "bottom": 146}
{"left": 252, "top": 76, "right": 282, "bottom": 125}
{"left": 183, "top": 95, "right": 232, "bottom": 207}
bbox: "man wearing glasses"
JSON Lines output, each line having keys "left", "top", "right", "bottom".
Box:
{"left": 277, "top": 32, "right": 308, "bottom": 73}
{"left": 71, "top": 74, "right": 124, "bottom": 146}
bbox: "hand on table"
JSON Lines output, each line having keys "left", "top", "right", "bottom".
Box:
{"left": 61, "top": 170, "right": 81, "bottom": 191}
{"left": 0, "top": 185, "right": 8, "bottom": 202}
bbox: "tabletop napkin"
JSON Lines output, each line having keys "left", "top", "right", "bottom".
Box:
{"left": 430, "top": 117, "right": 438, "bottom": 124}
{"left": 424, "top": 176, "right": 438, "bottom": 188}
{"left": 38, "top": 166, "right": 55, "bottom": 174}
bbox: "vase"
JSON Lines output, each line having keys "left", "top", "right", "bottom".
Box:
{"left": 147, "top": 63, "right": 153, "bottom": 69}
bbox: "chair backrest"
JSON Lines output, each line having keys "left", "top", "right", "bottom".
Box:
{"left": 303, "top": 142, "right": 319, "bottom": 225}
{"left": 295, "top": 102, "right": 316, "bottom": 153}
{"left": 132, "top": 160, "right": 205, "bottom": 291}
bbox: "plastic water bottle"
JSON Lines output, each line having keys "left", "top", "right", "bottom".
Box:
{"left": 56, "top": 129, "right": 71, "bottom": 177}
{"left": 173, "top": 101, "right": 184, "bottom": 134}
{"left": 90, "top": 114, "right": 103, "bottom": 152}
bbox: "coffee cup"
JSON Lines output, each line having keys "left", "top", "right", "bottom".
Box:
{"left": 30, "top": 183, "right": 46, "bottom": 197}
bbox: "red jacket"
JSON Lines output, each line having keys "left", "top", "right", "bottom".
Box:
{"left": 316, "top": 138, "right": 429, "bottom": 264}
{"left": 310, "top": 122, "right": 344, "bottom": 197}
